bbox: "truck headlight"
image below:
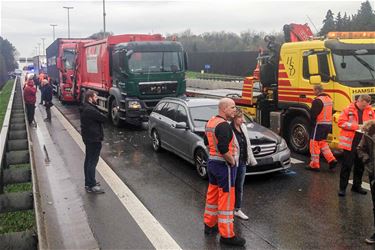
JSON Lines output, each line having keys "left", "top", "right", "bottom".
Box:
{"left": 128, "top": 100, "right": 141, "bottom": 109}
{"left": 278, "top": 138, "right": 288, "bottom": 151}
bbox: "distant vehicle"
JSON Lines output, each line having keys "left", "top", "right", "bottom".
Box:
{"left": 14, "top": 69, "right": 22, "bottom": 76}
{"left": 148, "top": 97, "right": 291, "bottom": 179}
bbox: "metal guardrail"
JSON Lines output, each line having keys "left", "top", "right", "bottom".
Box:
{"left": 196, "top": 75, "right": 244, "bottom": 82}
{"left": 0, "top": 77, "right": 46, "bottom": 249}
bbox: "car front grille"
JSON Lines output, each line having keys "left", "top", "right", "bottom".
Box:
{"left": 139, "top": 81, "right": 177, "bottom": 95}
{"left": 251, "top": 142, "right": 277, "bottom": 157}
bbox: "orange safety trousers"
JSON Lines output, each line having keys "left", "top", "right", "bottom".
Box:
{"left": 204, "top": 160, "right": 236, "bottom": 238}
{"left": 309, "top": 139, "right": 335, "bottom": 168}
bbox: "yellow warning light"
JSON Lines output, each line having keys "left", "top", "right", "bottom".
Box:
{"left": 327, "top": 32, "right": 375, "bottom": 39}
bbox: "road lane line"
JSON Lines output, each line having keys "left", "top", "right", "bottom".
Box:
{"left": 52, "top": 106, "right": 181, "bottom": 250}
{"left": 291, "top": 158, "right": 304, "bottom": 164}
{"left": 349, "top": 180, "right": 371, "bottom": 191}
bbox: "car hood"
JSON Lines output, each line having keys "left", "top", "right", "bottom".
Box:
{"left": 194, "top": 122, "right": 281, "bottom": 144}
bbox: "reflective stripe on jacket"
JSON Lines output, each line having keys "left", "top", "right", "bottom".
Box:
{"left": 205, "top": 116, "right": 236, "bottom": 161}
{"left": 338, "top": 102, "right": 375, "bottom": 151}
{"left": 316, "top": 95, "right": 333, "bottom": 125}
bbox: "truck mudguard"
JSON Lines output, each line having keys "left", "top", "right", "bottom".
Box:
{"left": 109, "top": 87, "right": 123, "bottom": 104}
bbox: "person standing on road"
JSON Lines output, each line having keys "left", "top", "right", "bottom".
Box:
{"left": 203, "top": 97, "right": 246, "bottom": 247}
{"left": 41, "top": 79, "right": 53, "bottom": 122}
{"left": 357, "top": 120, "right": 375, "bottom": 244}
{"left": 80, "top": 90, "right": 107, "bottom": 194}
{"left": 231, "top": 108, "right": 257, "bottom": 220}
{"left": 338, "top": 94, "right": 375, "bottom": 197}
{"left": 306, "top": 85, "right": 337, "bottom": 172}
{"left": 23, "top": 76, "right": 37, "bottom": 127}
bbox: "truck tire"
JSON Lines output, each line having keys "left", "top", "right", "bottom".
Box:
{"left": 57, "top": 87, "right": 66, "bottom": 105}
{"left": 288, "top": 117, "right": 310, "bottom": 154}
{"left": 194, "top": 148, "right": 208, "bottom": 179}
{"left": 110, "top": 98, "right": 123, "bottom": 127}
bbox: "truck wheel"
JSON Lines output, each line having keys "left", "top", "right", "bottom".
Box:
{"left": 111, "top": 99, "right": 123, "bottom": 127}
{"left": 151, "top": 129, "right": 162, "bottom": 152}
{"left": 195, "top": 148, "right": 208, "bottom": 179}
{"left": 288, "top": 117, "right": 310, "bottom": 154}
{"left": 58, "top": 87, "right": 66, "bottom": 105}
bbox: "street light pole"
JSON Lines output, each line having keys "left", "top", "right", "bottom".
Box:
{"left": 37, "top": 43, "right": 41, "bottom": 56}
{"left": 103, "top": 0, "right": 106, "bottom": 38}
{"left": 41, "top": 38, "right": 45, "bottom": 56}
{"left": 50, "top": 24, "right": 57, "bottom": 41}
{"left": 63, "top": 6, "right": 74, "bottom": 38}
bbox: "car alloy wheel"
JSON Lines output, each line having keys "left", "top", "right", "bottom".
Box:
{"left": 152, "top": 129, "right": 161, "bottom": 152}
{"left": 195, "top": 148, "right": 208, "bottom": 179}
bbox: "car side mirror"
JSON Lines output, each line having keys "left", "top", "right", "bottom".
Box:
{"left": 174, "top": 122, "right": 188, "bottom": 129}
{"left": 308, "top": 54, "right": 319, "bottom": 75}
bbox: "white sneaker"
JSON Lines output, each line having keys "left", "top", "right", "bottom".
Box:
{"left": 234, "top": 209, "right": 249, "bottom": 220}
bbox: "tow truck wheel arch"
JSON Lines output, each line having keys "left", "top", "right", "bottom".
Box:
{"left": 282, "top": 105, "right": 311, "bottom": 155}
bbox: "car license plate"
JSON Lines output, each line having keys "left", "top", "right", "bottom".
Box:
{"left": 258, "top": 157, "right": 273, "bottom": 165}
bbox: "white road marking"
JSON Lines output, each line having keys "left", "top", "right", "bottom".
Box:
{"left": 349, "top": 180, "right": 371, "bottom": 191}
{"left": 291, "top": 158, "right": 305, "bottom": 164}
{"left": 52, "top": 106, "right": 181, "bottom": 250}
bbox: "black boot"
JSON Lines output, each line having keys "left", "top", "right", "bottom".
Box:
{"left": 351, "top": 186, "right": 367, "bottom": 195}
{"left": 220, "top": 236, "right": 246, "bottom": 246}
{"left": 204, "top": 224, "right": 218, "bottom": 235}
{"left": 365, "top": 233, "right": 375, "bottom": 244}
{"left": 329, "top": 160, "right": 338, "bottom": 170}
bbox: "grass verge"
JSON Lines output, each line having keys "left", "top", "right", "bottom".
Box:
{"left": 0, "top": 80, "right": 14, "bottom": 129}
{"left": 4, "top": 183, "right": 32, "bottom": 193}
{"left": 0, "top": 210, "right": 35, "bottom": 234}
{"left": 186, "top": 71, "right": 242, "bottom": 79}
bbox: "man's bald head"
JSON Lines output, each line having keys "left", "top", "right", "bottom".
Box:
{"left": 218, "top": 98, "right": 236, "bottom": 120}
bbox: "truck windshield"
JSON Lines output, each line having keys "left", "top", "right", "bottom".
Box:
{"left": 128, "top": 51, "right": 182, "bottom": 73}
{"left": 332, "top": 50, "right": 375, "bottom": 87}
{"left": 63, "top": 49, "right": 76, "bottom": 70}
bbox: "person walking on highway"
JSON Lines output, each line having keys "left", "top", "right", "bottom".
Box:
{"left": 357, "top": 120, "right": 375, "bottom": 244}
{"left": 23, "top": 76, "right": 37, "bottom": 127}
{"left": 41, "top": 79, "right": 53, "bottom": 122}
{"left": 203, "top": 97, "right": 246, "bottom": 247}
{"left": 306, "top": 85, "right": 337, "bottom": 172}
{"left": 80, "top": 90, "right": 107, "bottom": 194}
{"left": 338, "top": 94, "right": 375, "bottom": 197}
{"left": 231, "top": 108, "right": 257, "bottom": 220}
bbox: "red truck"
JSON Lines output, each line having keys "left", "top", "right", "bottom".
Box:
{"left": 75, "top": 34, "right": 187, "bottom": 126}
{"left": 46, "top": 38, "right": 93, "bottom": 103}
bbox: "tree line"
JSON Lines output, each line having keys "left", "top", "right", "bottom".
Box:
{"left": 168, "top": 0, "right": 374, "bottom": 53}
{"left": 320, "top": 0, "right": 375, "bottom": 35}
{"left": 0, "top": 36, "right": 18, "bottom": 87}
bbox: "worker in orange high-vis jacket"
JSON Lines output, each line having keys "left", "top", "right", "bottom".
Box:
{"left": 306, "top": 85, "right": 337, "bottom": 172}
{"left": 338, "top": 94, "right": 375, "bottom": 197}
{"left": 203, "top": 98, "right": 246, "bottom": 247}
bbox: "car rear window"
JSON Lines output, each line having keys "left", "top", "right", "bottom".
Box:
{"left": 189, "top": 105, "right": 218, "bottom": 127}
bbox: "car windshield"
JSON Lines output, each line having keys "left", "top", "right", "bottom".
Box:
{"left": 190, "top": 105, "right": 254, "bottom": 127}
{"left": 63, "top": 49, "right": 76, "bottom": 70}
{"left": 128, "top": 51, "right": 182, "bottom": 73}
{"left": 332, "top": 49, "right": 375, "bottom": 87}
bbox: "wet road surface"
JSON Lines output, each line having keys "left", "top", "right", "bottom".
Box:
{"left": 53, "top": 99, "right": 375, "bottom": 249}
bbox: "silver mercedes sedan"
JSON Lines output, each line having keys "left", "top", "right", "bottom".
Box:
{"left": 148, "top": 97, "right": 291, "bottom": 179}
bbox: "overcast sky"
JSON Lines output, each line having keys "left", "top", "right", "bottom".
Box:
{"left": 0, "top": 0, "right": 366, "bottom": 57}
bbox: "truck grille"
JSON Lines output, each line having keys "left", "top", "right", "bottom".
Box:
{"left": 251, "top": 142, "right": 277, "bottom": 157}
{"left": 139, "top": 81, "right": 177, "bottom": 95}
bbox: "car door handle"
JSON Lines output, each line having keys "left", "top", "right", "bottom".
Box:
{"left": 299, "top": 94, "right": 306, "bottom": 98}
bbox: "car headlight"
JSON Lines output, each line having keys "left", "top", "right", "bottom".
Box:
{"left": 128, "top": 100, "right": 141, "bottom": 109}
{"left": 278, "top": 138, "right": 288, "bottom": 151}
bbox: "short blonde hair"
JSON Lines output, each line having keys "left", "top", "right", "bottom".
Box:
{"left": 234, "top": 107, "right": 243, "bottom": 118}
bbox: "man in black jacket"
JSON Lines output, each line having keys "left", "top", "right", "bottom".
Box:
{"left": 80, "top": 90, "right": 107, "bottom": 194}
{"left": 41, "top": 79, "right": 53, "bottom": 122}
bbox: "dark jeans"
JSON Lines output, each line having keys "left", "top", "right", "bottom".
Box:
{"left": 45, "top": 105, "right": 51, "bottom": 120}
{"left": 235, "top": 163, "right": 246, "bottom": 209}
{"left": 339, "top": 149, "right": 364, "bottom": 190}
{"left": 25, "top": 103, "right": 35, "bottom": 124}
{"left": 370, "top": 175, "right": 375, "bottom": 227}
{"left": 84, "top": 142, "right": 102, "bottom": 187}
